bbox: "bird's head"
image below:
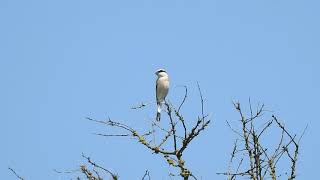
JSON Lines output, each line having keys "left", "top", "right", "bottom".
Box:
{"left": 155, "top": 69, "right": 168, "bottom": 77}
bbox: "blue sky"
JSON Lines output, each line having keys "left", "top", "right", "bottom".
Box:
{"left": 1, "top": 0, "right": 319, "bottom": 179}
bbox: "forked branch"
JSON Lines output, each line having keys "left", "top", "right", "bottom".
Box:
{"left": 89, "top": 85, "right": 211, "bottom": 180}
{"left": 218, "top": 101, "right": 305, "bottom": 180}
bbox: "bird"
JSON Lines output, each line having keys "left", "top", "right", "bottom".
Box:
{"left": 155, "top": 69, "right": 170, "bottom": 121}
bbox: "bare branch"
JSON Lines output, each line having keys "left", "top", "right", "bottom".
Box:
{"left": 8, "top": 167, "right": 24, "bottom": 180}
{"left": 220, "top": 101, "right": 305, "bottom": 180}
{"left": 87, "top": 84, "right": 211, "bottom": 180}
{"left": 177, "top": 86, "right": 188, "bottom": 113}
{"left": 141, "top": 170, "right": 151, "bottom": 180}
{"left": 131, "top": 101, "right": 151, "bottom": 110}
{"left": 82, "top": 153, "right": 118, "bottom": 180}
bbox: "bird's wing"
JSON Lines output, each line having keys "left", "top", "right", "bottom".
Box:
{"left": 156, "top": 79, "right": 159, "bottom": 104}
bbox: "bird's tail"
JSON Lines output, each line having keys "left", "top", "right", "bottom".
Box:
{"left": 156, "top": 103, "right": 161, "bottom": 121}
{"left": 157, "top": 103, "right": 161, "bottom": 113}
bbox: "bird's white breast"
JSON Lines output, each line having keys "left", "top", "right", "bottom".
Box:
{"left": 157, "top": 76, "right": 169, "bottom": 101}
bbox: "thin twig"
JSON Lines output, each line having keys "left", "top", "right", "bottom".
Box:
{"left": 8, "top": 167, "right": 24, "bottom": 180}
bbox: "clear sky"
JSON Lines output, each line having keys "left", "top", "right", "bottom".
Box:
{"left": 1, "top": 0, "right": 319, "bottom": 179}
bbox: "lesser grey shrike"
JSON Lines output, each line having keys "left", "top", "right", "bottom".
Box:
{"left": 155, "top": 69, "right": 170, "bottom": 121}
